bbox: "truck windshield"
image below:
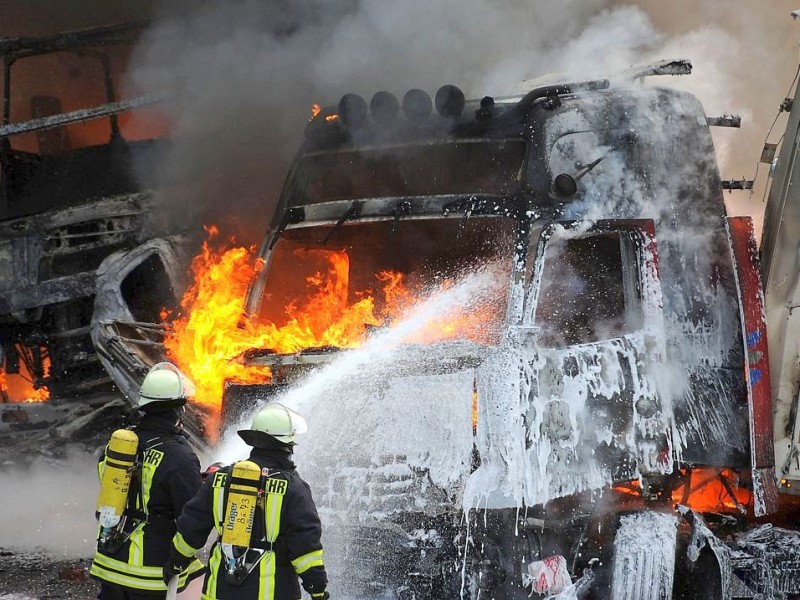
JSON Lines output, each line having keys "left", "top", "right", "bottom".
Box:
{"left": 534, "top": 232, "right": 643, "bottom": 347}
{"left": 289, "top": 139, "right": 526, "bottom": 205}
{"left": 253, "top": 216, "right": 515, "bottom": 352}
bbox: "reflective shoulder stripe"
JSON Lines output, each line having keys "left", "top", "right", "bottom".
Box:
{"left": 291, "top": 549, "right": 324, "bottom": 574}
{"left": 264, "top": 477, "right": 289, "bottom": 544}
{"left": 173, "top": 531, "right": 198, "bottom": 558}
{"left": 140, "top": 446, "right": 165, "bottom": 516}
{"left": 264, "top": 481, "right": 285, "bottom": 543}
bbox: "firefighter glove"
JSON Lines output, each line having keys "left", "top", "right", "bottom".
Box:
{"left": 162, "top": 552, "right": 192, "bottom": 585}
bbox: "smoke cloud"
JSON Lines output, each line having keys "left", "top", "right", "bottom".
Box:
{"left": 0, "top": 451, "right": 98, "bottom": 557}
{"left": 123, "top": 1, "right": 800, "bottom": 241}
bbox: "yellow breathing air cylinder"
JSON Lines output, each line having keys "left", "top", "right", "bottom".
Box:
{"left": 221, "top": 460, "right": 261, "bottom": 548}
{"left": 96, "top": 429, "right": 139, "bottom": 529}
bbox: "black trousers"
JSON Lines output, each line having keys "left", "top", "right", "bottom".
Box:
{"left": 99, "top": 583, "right": 165, "bottom": 600}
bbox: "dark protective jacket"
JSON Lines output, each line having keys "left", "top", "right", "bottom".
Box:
{"left": 90, "top": 411, "right": 205, "bottom": 595}
{"left": 171, "top": 447, "right": 328, "bottom": 600}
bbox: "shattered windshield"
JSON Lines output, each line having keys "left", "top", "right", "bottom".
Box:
{"left": 253, "top": 217, "right": 516, "bottom": 352}
{"left": 289, "top": 140, "right": 526, "bottom": 205}
{"left": 534, "top": 231, "right": 643, "bottom": 347}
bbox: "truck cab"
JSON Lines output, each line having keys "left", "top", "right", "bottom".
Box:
{"left": 217, "top": 70, "right": 786, "bottom": 598}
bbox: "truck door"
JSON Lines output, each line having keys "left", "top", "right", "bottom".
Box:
{"left": 522, "top": 219, "right": 671, "bottom": 499}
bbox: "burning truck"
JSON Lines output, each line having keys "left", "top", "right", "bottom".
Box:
{"left": 94, "top": 59, "right": 800, "bottom": 599}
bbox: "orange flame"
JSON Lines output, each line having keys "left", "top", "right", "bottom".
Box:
{"left": 612, "top": 468, "right": 751, "bottom": 513}
{"left": 164, "top": 228, "right": 495, "bottom": 431}
{"left": 310, "top": 103, "right": 339, "bottom": 122}
{"left": 0, "top": 348, "right": 50, "bottom": 403}
{"left": 163, "top": 231, "right": 271, "bottom": 427}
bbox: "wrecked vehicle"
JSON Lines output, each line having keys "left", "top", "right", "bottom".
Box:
{"left": 0, "top": 22, "right": 173, "bottom": 403}
{"left": 95, "top": 59, "right": 800, "bottom": 598}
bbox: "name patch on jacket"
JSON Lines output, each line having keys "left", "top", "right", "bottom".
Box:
{"left": 212, "top": 472, "right": 227, "bottom": 489}
{"left": 265, "top": 478, "right": 287, "bottom": 496}
{"left": 143, "top": 448, "right": 164, "bottom": 467}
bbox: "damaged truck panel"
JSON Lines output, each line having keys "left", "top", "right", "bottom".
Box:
{"left": 0, "top": 193, "right": 151, "bottom": 397}
{"left": 91, "top": 236, "right": 185, "bottom": 398}
{"left": 90, "top": 237, "right": 211, "bottom": 446}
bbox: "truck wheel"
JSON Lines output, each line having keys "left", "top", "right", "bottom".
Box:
{"left": 610, "top": 511, "right": 677, "bottom": 600}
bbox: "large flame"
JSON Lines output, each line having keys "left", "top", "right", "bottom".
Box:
{"left": 163, "top": 228, "right": 271, "bottom": 420}
{"left": 164, "top": 227, "right": 491, "bottom": 425}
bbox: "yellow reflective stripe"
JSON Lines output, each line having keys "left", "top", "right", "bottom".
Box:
{"left": 291, "top": 549, "right": 324, "bottom": 574}
{"left": 257, "top": 550, "right": 277, "bottom": 600}
{"left": 90, "top": 562, "right": 165, "bottom": 591}
{"left": 128, "top": 524, "right": 144, "bottom": 566}
{"left": 173, "top": 531, "right": 198, "bottom": 558}
{"left": 91, "top": 556, "right": 202, "bottom": 591}
{"left": 140, "top": 448, "right": 164, "bottom": 510}
{"left": 212, "top": 479, "right": 225, "bottom": 534}
{"left": 205, "top": 543, "right": 222, "bottom": 597}
{"left": 93, "top": 552, "right": 164, "bottom": 578}
{"left": 265, "top": 490, "right": 283, "bottom": 543}
{"left": 181, "top": 558, "right": 205, "bottom": 582}
{"left": 97, "top": 456, "right": 105, "bottom": 480}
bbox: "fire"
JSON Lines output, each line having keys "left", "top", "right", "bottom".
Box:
{"left": 612, "top": 468, "right": 751, "bottom": 513}
{"left": 0, "top": 348, "right": 50, "bottom": 403}
{"left": 672, "top": 468, "right": 751, "bottom": 513}
{"left": 309, "top": 103, "right": 339, "bottom": 122}
{"left": 163, "top": 230, "right": 271, "bottom": 428}
{"left": 164, "top": 228, "right": 491, "bottom": 427}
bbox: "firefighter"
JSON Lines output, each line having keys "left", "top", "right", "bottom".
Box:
{"left": 164, "top": 402, "right": 329, "bottom": 600}
{"left": 90, "top": 362, "right": 205, "bottom": 599}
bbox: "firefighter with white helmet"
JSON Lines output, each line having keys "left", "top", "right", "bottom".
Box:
{"left": 164, "top": 401, "right": 329, "bottom": 600}
{"left": 90, "top": 362, "right": 205, "bottom": 599}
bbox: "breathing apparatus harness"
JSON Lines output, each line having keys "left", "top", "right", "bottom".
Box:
{"left": 96, "top": 430, "right": 171, "bottom": 554}
{"left": 218, "top": 461, "right": 288, "bottom": 586}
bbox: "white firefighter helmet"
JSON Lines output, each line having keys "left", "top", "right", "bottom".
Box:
{"left": 238, "top": 402, "right": 308, "bottom": 446}
{"left": 137, "top": 362, "right": 195, "bottom": 409}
